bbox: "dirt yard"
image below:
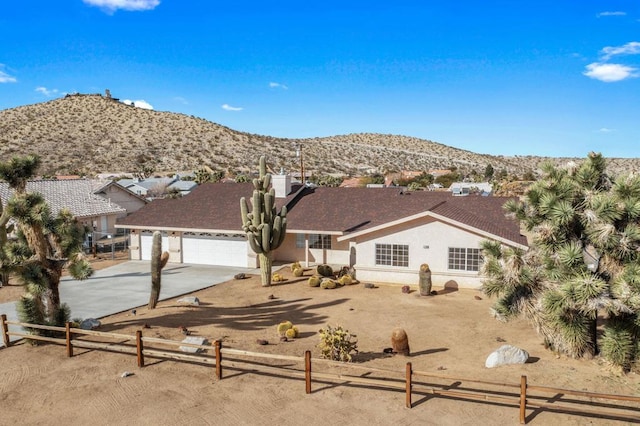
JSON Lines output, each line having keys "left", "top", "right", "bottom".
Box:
{"left": 1, "top": 264, "right": 640, "bottom": 425}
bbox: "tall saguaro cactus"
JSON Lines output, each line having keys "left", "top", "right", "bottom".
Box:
{"left": 240, "top": 156, "right": 287, "bottom": 286}
{"left": 148, "top": 231, "right": 169, "bottom": 309}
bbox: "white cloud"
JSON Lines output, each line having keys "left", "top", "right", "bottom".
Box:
{"left": 598, "top": 128, "right": 615, "bottom": 133}
{"left": 600, "top": 41, "right": 640, "bottom": 61}
{"left": 173, "top": 96, "right": 188, "bottom": 105}
{"left": 222, "top": 104, "right": 243, "bottom": 111}
{"left": 82, "top": 0, "right": 159, "bottom": 13}
{"left": 269, "top": 82, "right": 288, "bottom": 90}
{"left": 597, "top": 11, "right": 627, "bottom": 18}
{"left": 0, "top": 65, "right": 17, "bottom": 83}
{"left": 583, "top": 62, "right": 638, "bottom": 82}
{"left": 35, "top": 86, "right": 61, "bottom": 97}
{"left": 122, "top": 99, "right": 154, "bottom": 109}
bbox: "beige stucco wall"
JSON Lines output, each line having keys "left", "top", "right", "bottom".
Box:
{"left": 350, "top": 218, "right": 489, "bottom": 289}
{"left": 275, "top": 234, "right": 350, "bottom": 267}
{"left": 129, "top": 230, "right": 141, "bottom": 260}
{"left": 100, "top": 185, "right": 147, "bottom": 217}
{"left": 168, "top": 232, "right": 182, "bottom": 263}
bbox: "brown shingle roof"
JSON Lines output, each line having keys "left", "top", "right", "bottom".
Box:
{"left": 117, "top": 182, "right": 298, "bottom": 231}
{"left": 118, "top": 183, "right": 526, "bottom": 247}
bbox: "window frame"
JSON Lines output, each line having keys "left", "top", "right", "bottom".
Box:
{"left": 296, "top": 234, "right": 332, "bottom": 250}
{"left": 375, "top": 243, "right": 409, "bottom": 267}
{"left": 448, "top": 247, "right": 482, "bottom": 271}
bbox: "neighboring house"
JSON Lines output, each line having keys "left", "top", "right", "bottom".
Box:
{"left": 117, "top": 177, "right": 175, "bottom": 198}
{"left": 450, "top": 182, "right": 493, "bottom": 196}
{"left": 117, "top": 175, "right": 527, "bottom": 289}
{"left": 92, "top": 180, "right": 148, "bottom": 217}
{"left": 168, "top": 180, "right": 198, "bottom": 197}
{"left": 0, "top": 179, "right": 127, "bottom": 240}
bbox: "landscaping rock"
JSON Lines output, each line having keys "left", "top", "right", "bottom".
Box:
{"left": 80, "top": 318, "right": 101, "bottom": 330}
{"left": 364, "top": 283, "right": 376, "bottom": 289}
{"left": 485, "top": 345, "right": 529, "bottom": 368}
{"left": 234, "top": 273, "right": 247, "bottom": 280}
{"left": 177, "top": 296, "right": 200, "bottom": 306}
{"left": 179, "top": 336, "right": 208, "bottom": 353}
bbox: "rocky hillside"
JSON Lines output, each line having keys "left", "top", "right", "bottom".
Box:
{"left": 1, "top": 93, "right": 638, "bottom": 178}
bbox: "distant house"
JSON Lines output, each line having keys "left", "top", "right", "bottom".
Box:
{"left": 450, "top": 182, "right": 493, "bottom": 196}
{"left": 116, "top": 176, "right": 197, "bottom": 199}
{"left": 117, "top": 175, "right": 526, "bottom": 288}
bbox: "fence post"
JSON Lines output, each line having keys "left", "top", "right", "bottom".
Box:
{"left": 65, "top": 322, "right": 73, "bottom": 357}
{"left": 305, "top": 350, "right": 312, "bottom": 394}
{"left": 215, "top": 340, "right": 222, "bottom": 380}
{"left": 1, "top": 314, "right": 9, "bottom": 348}
{"left": 406, "top": 362, "right": 412, "bottom": 409}
{"left": 519, "top": 375, "right": 527, "bottom": 424}
{"left": 136, "top": 330, "right": 144, "bottom": 368}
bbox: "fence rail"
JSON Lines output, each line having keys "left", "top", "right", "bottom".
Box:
{"left": 2, "top": 313, "right": 640, "bottom": 424}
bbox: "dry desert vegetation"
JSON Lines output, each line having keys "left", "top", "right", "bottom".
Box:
{"left": 2, "top": 93, "right": 639, "bottom": 179}
{"left": 2, "top": 263, "right": 640, "bottom": 425}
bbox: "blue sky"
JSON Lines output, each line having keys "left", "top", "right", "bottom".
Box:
{"left": 1, "top": 1, "right": 638, "bottom": 158}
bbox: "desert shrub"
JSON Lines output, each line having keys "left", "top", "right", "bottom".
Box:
{"left": 290, "top": 261, "right": 301, "bottom": 272}
{"left": 293, "top": 267, "right": 304, "bottom": 277}
{"left": 317, "top": 264, "right": 334, "bottom": 277}
{"left": 318, "top": 325, "right": 358, "bottom": 362}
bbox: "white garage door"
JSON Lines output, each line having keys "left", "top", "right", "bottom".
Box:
{"left": 140, "top": 231, "right": 169, "bottom": 260}
{"left": 182, "top": 232, "right": 248, "bottom": 267}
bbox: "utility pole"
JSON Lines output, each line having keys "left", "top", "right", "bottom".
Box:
{"left": 296, "top": 143, "right": 305, "bottom": 183}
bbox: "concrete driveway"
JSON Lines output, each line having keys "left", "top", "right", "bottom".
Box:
{"left": 0, "top": 261, "right": 258, "bottom": 347}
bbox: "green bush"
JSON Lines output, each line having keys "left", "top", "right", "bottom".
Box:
{"left": 318, "top": 325, "right": 358, "bottom": 362}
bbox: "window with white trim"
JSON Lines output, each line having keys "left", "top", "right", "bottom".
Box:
{"left": 448, "top": 247, "right": 482, "bottom": 271}
{"left": 296, "top": 234, "right": 332, "bottom": 249}
{"left": 375, "top": 244, "right": 409, "bottom": 267}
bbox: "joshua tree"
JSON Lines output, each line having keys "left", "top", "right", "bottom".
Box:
{"left": 194, "top": 165, "right": 224, "bottom": 184}
{"left": 0, "top": 155, "right": 93, "bottom": 327}
{"left": 240, "top": 156, "right": 287, "bottom": 286}
{"left": 482, "top": 152, "right": 640, "bottom": 369}
{"left": 148, "top": 231, "right": 169, "bottom": 309}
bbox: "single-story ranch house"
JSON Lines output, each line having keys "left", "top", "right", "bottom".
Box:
{"left": 116, "top": 175, "right": 527, "bottom": 288}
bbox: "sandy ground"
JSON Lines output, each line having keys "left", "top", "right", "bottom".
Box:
{"left": 1, "top": 263, "right": 640, "bottom": 425}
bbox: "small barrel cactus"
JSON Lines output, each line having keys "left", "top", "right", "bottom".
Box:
{"left": 317, "top": 264, "right": 334, "bottom": 277}
{"left": 290, "top": 261, "right": 301, "bottom": 272}
{"left": 308, "top": 275, "right": 321, "bottom": 287}
{"left": 293, "top": 267, "right": 304, "bottom": 277}
{"left": 272, "top": 272, "right": 284, "bottom": 282}
{"left": 338, "top": 275, "right": 353, "bottom": 286}
{"left": 277, "top": 321, "right": 293, "bottom": 336}
{"left": 285, "top": 326, "right": 299, "bottom": 339}
{"left": 320, "top": 278, "right": 337, "bottom": 289}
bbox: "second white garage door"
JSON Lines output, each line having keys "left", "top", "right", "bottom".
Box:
{"left": 182, "top": 232, "right": 248, "bottom": 267}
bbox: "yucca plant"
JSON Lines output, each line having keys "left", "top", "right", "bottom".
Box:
{"left": 482, "top": 152, "right": 640, "bottom": 369}
{"left": 0, "top": 155, "right": 93, "bottom": 329}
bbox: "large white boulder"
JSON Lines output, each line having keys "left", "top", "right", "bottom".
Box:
{"left": 485, "top": 345, "right": 529, "bottom": 368}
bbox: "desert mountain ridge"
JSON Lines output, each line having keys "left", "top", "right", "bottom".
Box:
{"left": 1, "top": 93, "right": 638, "bottom": 178}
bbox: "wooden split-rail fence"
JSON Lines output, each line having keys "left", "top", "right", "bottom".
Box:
{"left": 2, "top": 313, "right": 640, "bottom": 424}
